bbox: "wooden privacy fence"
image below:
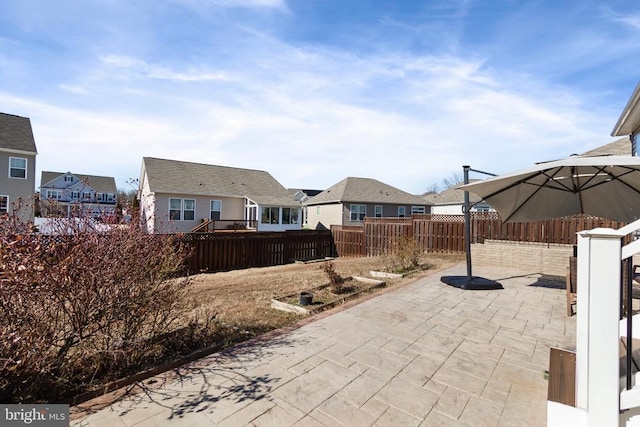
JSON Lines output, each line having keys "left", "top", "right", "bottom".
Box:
{"left": 331, "top": 213, "right": 628, "bottom": 257}
{"left": 181, "top": 230, "right": 336, "bottom": 273}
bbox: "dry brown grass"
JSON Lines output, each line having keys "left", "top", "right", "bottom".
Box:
{"left": 184, "top": 253, "right": 465, "bottom": 341}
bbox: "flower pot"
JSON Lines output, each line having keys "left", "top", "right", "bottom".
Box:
{"left": 299, "top": 291, "right": 314, "bottom": 306}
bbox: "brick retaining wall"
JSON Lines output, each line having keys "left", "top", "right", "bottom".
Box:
{"left": 471, "top": 240, "right": 574, "bottom": 277}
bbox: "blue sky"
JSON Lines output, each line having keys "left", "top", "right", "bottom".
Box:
{"left": 1, "top": 0, "right": 639, "bottom": 194}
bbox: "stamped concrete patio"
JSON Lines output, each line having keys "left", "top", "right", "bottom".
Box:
{"left": 72, "top": 263, "right": 576, "bottom": 426}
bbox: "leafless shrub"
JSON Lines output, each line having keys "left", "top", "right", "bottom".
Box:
{"left": 322, "top": 261, "right": 345, "bottom": 294}
{"left": 383, "top": 235, "right": 424, "bottom": 273}
{"left": 0, "top": 203, "right": 192, "bottom": 402}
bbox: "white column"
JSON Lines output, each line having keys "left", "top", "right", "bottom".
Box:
{"left": 576, "top": 228, "right": 623, "bottom": 426}
{"left": 575, "top": 232, "right": 590, "bottom": 409}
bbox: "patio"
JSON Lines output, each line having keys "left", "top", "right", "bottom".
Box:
{"left": 72, "top": 263, "right": 576, "bottom": 426}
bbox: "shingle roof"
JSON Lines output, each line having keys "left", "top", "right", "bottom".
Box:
{"left": 40, "top": 171, "right": 117, "bottom": 193}
{"left": 580, "top": 136, "right": 632, "bottom": 157}
{"left": 422, "top": 180, "right": 484, "bottom": 205}
{"left": 142, "top": 157, "right": 299, "bottom": 206}
{"left": 306, "top": 177, "right": 429, "bottom": 206}
{"left": 0, "top": 112, "right": 38, "bottom": 154}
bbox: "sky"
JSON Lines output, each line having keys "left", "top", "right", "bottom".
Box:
{"left": 1, "top": 0, "right": 640, "bottom": 195}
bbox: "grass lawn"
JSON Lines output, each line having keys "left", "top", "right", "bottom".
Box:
{"left": 183, "top": 253, "right": 465, "bottom": 343}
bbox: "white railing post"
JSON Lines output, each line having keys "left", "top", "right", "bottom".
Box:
{"left": 575, "top": 232, "right": 590, "bottom": 410}
{"left": 576, "top": 228, "right": 623, "bottom": 426}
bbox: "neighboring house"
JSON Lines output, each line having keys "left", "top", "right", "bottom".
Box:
{"left": 303, "top": 177, "right": 430, "bottom": 229}
{"left": 422, "top": 182, "right": 494, "bottom": 215}
{"left": 139, "top": 157, "right": 304, "bottom": 233}
{"left": 0, "top": 112, "right": 38, "bottom": 222}
{"left": 39, "top": 171, "right": 117, "bottom": 218}
{"left": 611, "top": 81, "right": 640, "bottom": 154}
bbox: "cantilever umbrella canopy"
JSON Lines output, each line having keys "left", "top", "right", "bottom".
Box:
{"left": 458, "top": 155, "right": 640, "bottom": 223}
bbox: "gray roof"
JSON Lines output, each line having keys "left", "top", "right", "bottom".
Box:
{"left": 142, "top": 157, "right": 299, "bottom": 206}
{"left": 40, "top": 171, "right": 117, "bottom": 193}
{"left": 612, "top": 82, "right": 640, "bottom": 136}
{"left": 306, "top": 177, "right": 429, "bottom": 206}
{"left": 580, "top": 136, "right": 632, "bottom": 157}
{"left": 0, "top": 112, "right": 38, "bottom": 154}
{"left": 422, "top": 182, "right": 484, "bottom": 205}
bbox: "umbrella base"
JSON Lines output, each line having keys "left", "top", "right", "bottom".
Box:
{"left": 441, "top": 275, "right": 503, "bottom": 290}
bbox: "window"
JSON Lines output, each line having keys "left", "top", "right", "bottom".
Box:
{"left": 9, "top": 157, "right": 26, "bottom": 179}
{"left": 411, "top": 206, "right": 426, "bottom": 214}
{"left": 210, "top": 200, "right": 222, "bottom": 220}
{"left": 64, "top": 175, "right": 73, "bottom": 182}
{"left": 183, "top": 199, "right": 195, "bottom": 221}
{"left": 0, "top": 196, "right": 7, "bottom": 214}
{"left": 350, "top": 204, "right": 366, "bottom": 221}
{"left": 71, "top": 191, "right": 80, "bottom": 200}
{"left": 46, "top": 190, "right": 61, "bottom": 200}
{"left": 169, "top": 198, "right": 182, "bottom": 220}
{"left": 83, "top": 192, "right": 92, "bottom": 201}
{"left": 375, "top": 205, "right": 383, "bottom": 218}
{"left": 282, "top": 207, "right": 299, "bottom": 224}
{"left": 398, "top": 206, "right": 406, "bottom": 217}
{"left": 316, "top": 206, "right": 320, "bottom": 214}
{"left": 261, "top": 207, "right": 280, "bottom": 224}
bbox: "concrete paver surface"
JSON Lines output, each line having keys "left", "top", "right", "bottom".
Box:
{"left": 72, "top": 263, "right": 576, "bottom": 426}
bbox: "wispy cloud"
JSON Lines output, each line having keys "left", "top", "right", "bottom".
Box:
{"left": 99, "top": 55, "right": 229, "bottom": 82}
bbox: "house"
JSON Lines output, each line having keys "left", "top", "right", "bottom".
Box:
{"left": 581, "top": 136, "right": 632, "bottom": 156}
{"left": 139, "top": 157, "right": 304, "bottom": 233}
{"left": 611, "top": 81, "right": 640, "bottom": 153}
{"left": 422, "top": 182, "right": 494, "bottom": 215}
{"left": 39, "top": 171, "right": 117, "bottom": 219}
{"left": 0, "top": 112, "right": 38, "bottom": 222}
{"left": 303, "top": 177, "right": 430, "bottom": 229}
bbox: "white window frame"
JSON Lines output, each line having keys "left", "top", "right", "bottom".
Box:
{"left": 398, "top": 206, "right": 407, "bottom": 218}
{"left": 282, "top": 207, "right": 299, "bottom": 224}
{"left": 183, "top": 199, "right": 195, "bottom": 221}
{"left": 46, "top": 189, "right": 61, "bottom": 200}
{"left": 411, "top": 206, "right": 426, "bottom": 214}
{"left": 261, "top": 207, "right": 280, "bottom": 224}
{"left": 9, "top": 157, "right": 27, "bottom": 179}
{"left": 0, "top": 195, "right": 8, "bottom": 214}
{"left": 210, "top": 200, "right": 222, "bottom": 220}
{"left": 375, "top": 205, "right": 383, "bottom": 218}
{"left": 350, "top": 204, "right": 366, "bottom": 222}
{"left": 71, "top": 191, "right": 80, "bottom": 200}
{"left": 169, "top": 198, "right": 182, "bottom": 221}
{"left": 64, "top": 175, "right": 73, "bottom": 182}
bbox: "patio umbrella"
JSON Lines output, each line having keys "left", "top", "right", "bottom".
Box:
{"left": 458, "top": 155, "right": 640, "bottom": 223}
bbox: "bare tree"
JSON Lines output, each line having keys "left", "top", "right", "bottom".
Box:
{"left": 423, "top": 183, "right": 440, "bottom": 195}
{"left": 441, "top": 172, "right": 464, "bottom": 189}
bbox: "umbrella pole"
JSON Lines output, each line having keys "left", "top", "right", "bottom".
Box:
{"left": 464, "top": 165, "right": 472, "bottom": 280}
{"left": 440, "top": 165, "right": 503, "bottom": 290}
